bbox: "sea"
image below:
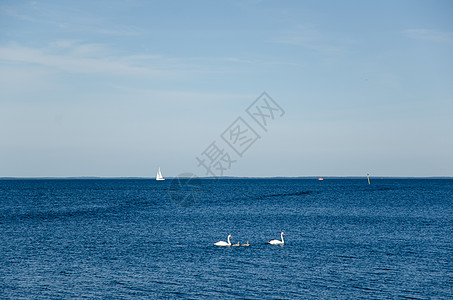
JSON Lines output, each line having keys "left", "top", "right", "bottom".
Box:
{"left": 0, "top": 178, "right": 452, "bottom": 299}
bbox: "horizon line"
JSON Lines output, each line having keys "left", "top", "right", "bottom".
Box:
{"left": 1, "top": 176, "right": 452, "bottom": 180}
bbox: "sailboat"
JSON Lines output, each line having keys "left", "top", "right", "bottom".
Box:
{"left": 156, "top": 168, "right": 165, "bottom": 181}
{"left": 367, "top": 173, "right": 370, "bottom": 185}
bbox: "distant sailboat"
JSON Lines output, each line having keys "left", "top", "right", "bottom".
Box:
{"left": 156, "top": 168, "right": 165, "bottom": 181}
{"left": 367, "top": 173, "right": 370, "bottom": 185}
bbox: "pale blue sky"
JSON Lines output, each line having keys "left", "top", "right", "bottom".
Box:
{"left": 1, "top": 0, "right": 452, "bottom": 177}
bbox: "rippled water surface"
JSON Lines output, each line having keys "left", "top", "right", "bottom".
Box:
{"left": 1, "top": 178, "right": 452, "bottom": 299}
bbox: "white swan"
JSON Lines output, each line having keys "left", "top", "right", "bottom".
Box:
{"left": 214, "top": 234, "right": 232, "bottom": 246}
{"left": 268, "top": 232, "right": 285, "bottom": 245}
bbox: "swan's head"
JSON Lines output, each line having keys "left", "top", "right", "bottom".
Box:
{"left": 281, "top": 232, "right": 285, "bottom": 235}
{"left": 228, "top": 235, "right": 233, "bottom": 238}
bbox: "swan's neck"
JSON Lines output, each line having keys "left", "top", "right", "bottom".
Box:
{"left": 227, "top": 236, "right": 231, "bottom": 244}
{"left": 281, "top": 233, "right": 284, "bottom": 243}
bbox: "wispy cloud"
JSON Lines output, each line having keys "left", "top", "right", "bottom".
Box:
{"left": 268, "top": 25, "right": 350, "bottom": 53}
{"left": 0, "top": 1, "right": 139, "bottom": 37}
{"left": 188, "top": 56, "right": 255, "bottom": 65}
{"left": 0, "top": 41, "right": 268, "bottom": 87}
{"left": 404, "top": 29, "right": 453, "bottom": 44}
{"left": 49, "top": 40, "right": 108, "bottom": 57}
{"left": 0, "top": 42, "right": 173, "bottom": 77}
{"left": 0, "top": 5, "right": 36, "bottom": 22}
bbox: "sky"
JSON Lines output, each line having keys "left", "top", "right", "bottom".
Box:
{"left": 1, "top": 0, "right": 452, "bottom": 177}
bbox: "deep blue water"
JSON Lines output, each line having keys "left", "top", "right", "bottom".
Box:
{"left": 1, "top": 178, "right": 452, "bottom": 299}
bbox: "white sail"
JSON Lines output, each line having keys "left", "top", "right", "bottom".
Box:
{"left": 156, "top": 168, "right": 165, "bottom": 180}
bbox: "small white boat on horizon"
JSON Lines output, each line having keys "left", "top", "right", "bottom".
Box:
{"left": 156, "top": 168, "right": 165, "bottom": 181}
